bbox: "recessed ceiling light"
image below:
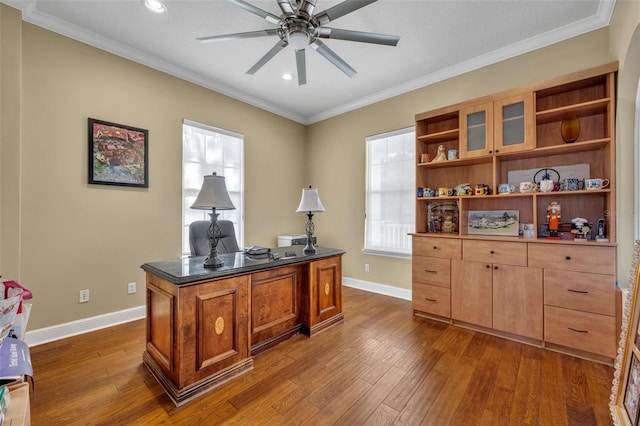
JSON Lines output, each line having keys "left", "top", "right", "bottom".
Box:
{"left": 282, "top": 73, "right": 295, "bottom": 81}
{"left": 144, "top": 0, "right": 167, "bottom": 14}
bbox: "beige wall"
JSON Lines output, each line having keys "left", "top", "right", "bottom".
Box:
{"left": 1, "top": 7, "right": 307, "bottom": 330}
{"left": 2, "top": 2, "right": 640, "bottom": 334}
{"left": 308, "top": 28, "right": 612, "bottom": 287}
{"left": 610, "top": 0, "right": 640, "bottom": 280}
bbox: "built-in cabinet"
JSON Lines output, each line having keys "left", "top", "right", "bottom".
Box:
{"left": 412, "top": 62, "right": 618, "bottom": 363}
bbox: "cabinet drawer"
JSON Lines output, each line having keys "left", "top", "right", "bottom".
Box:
{"left": 544, "top": 305, "right": 616, "bottom": 358}
{"left": 413, "top": 283, "right": 451, "bottom": 318}
{"left": 412, "top": 257, "right": 450, "bottom": 288}
{"left": 528, "top": 244, "right": 615, "bottom": 275}
{"left": 462, "top": 240, "right": 527, "bottom": 266}
{"left": 413, "top": 236, "right": 461, "bottom": 259}
{"left": 544, "top": 269, "right": 615, "bottom": 316}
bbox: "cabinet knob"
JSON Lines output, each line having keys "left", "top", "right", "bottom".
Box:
{"left": 433, "top": 246, "right": 437, "bottom": 250}
{"left": 495, "top": 149, "right": 499, "bottom": 153}
{"left": 486, "top": 265, "right": 490, "bottom": 269}
{"left": 565, "top": 255, "right": 571, "bottom": 260}
{"left": 494, "top": 266, "right": 498, "bottom": 270}
{"left": 425, "top": 297, "right": 437, "bottom": 302}
{"left": 490, "top": 250, "right": 495, "bottom": 254}
{"left": 568, "top": 327, "right": 588, "bottom": 334}
{"left": 425, "top": 269, "right": 437, "bottom": 274}
{"left": 489, "top": 150, "right": 493, "bottom": 154}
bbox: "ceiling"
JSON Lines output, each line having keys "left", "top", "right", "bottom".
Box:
{"left": 3, "top": 0, "right": 614, "bottom": 124}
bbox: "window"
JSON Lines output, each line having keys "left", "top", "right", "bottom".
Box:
{"left": 182, "top": 119, "right": 244, "bottom": 255}
{"left": 364, "top": 127, "right": 416, "bottom": 258}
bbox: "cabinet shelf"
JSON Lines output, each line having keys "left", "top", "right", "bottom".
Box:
{"left": 418, "top": 155, "right": 492, "bottom": 169}
{"left": 494, "top": 138, "right": 610, "bottom": 161}
{"left": 417, "top": 128, "right": 459, "bottom": 144}
{"left": 536, "top": 98, "right": 610, "bottom": 124}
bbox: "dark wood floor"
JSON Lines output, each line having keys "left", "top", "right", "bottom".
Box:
{"left": 28, "top": 286, "right": 613, "bottom": 425}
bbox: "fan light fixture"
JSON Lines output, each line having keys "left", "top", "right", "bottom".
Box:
{"left": 144, "top": 0, "right": 167, "bottom": 14}
{"left": 288, "top": 31, "right": 309, "bottom": 50}
{"left": 282, "top": 73, "right": 295, "bottom": 81}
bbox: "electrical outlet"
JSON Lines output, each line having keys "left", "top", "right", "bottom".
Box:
{"left": 364, "top": 263, "right": 370, "bottom": 272}
{"left": 79, "top": 289, "right": 90, "bottom": 303}
{"left": 127, "top": 282, "right": 137, "bottom": 294}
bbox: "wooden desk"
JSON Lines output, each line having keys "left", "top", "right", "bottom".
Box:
{"left": 141, "top": 246, "right": 344, "bottom": 405}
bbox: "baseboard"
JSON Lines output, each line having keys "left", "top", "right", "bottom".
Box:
{"left": 24, "top": 305, "right": 146, "bottom": 347}
{"left": 342, "top": 277, "right": 412, "bottom": 301}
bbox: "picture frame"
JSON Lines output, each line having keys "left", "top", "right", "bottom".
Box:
{"left": 88, "top": 118, "right": 148, "bottom": 188}
{"left": 467, "top": 210, "right": 519, "bottom": 236}
{"left": 625, "top": 352, "right": 640, "bottom": 425}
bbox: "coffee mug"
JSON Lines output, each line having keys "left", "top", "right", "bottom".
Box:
{"left": 539, "top": 179, "right": 555, "bottom": 193}
{"left": 438, "top": 187, "right": 452, "bottom": 197}
{"left": 425, "top": 188, "right": 436, "bottom": 197}
{"left": 519, "top": 182, "right": 536, "bottom": 193}
{"left": 585, "top": 178, "right": 610, "bottom": 190}
{"left": 498, "top": 183, "right": 515, "bottom": 195}
{"left": 447, "top": 149, "right": 458, "bottom": 160}
{"left": 562, "top": 178, "right": 579, "bottom": 191}
{"left": 474, "top": 183, "right": 489, "bottom": 196}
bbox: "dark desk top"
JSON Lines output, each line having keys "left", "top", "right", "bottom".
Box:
{"left": 141, "top": 246, "right": 345, "bottom": 285}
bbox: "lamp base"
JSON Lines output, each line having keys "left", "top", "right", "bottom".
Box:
{"left": 303, "top": 241, "right": 317, "bottom": 254}
{"left": 203, "top": 254, "right": 224, "bottom": 268}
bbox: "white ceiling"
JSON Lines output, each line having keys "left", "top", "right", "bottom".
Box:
{"left": 3, "top": 0, "right": 614, "bottom": 124}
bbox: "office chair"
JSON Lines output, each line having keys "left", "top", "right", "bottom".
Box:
{"left": 189, "top": 220, "right": 240, "bottom": 256}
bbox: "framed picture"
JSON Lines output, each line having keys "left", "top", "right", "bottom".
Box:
{"left": 468, "top": 210, "right": 519, "bottom": 236}
{"left": 625, "top": 352, "right": 640, "bottom": 425}
{"left": 88, "top": 118, "right": 148, "bottom": 187}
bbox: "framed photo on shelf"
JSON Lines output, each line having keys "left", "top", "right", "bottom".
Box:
{"left": 88, "top": 118, "right": 149, "bottom": 188}
{"left": 468, "top": 210, "right": 519, "bottom": 236}
{"left": 625, "top": 352, "right": 640, "bottom": 425}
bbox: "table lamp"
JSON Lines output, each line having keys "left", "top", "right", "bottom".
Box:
{"left": 191, "top": 173, "right": 235, "bottom": 268}
{"left": 296, "top": 186, "right": 325, "bottom": 254}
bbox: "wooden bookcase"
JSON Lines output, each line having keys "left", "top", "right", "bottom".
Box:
{"left": 412, "top": 62, "right": 618, "bottom": 363}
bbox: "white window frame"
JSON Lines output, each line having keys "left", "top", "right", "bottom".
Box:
{"left": 363, "top": 126, "right": 416, "bottom": 259}
{"left": 182, "top": 119, "right": 244, "bottom": 256}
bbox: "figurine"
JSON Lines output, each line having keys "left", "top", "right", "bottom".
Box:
{"left": 431, "top": 144, "right": 447, "bottom": 162}
{"left": 547, "top": 201, "right": 561, "bottom": 239}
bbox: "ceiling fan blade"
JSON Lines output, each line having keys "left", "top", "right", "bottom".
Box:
{"left": 247, "top": 40, "right": 288, "bottom": 74}
{"left": 225, "top": 0, "right": 281, "bottom": 25}
{"left": 314, "top": 0, "right": 377, "bottom": 26}
{"left": 277, "top": 0, "right": 295, "bottom": 15}
{"left": 295, "top": 49, "right": 307, "bottom": 85}
{"left": 309, "top": 40, "right": 356, "bottom": 77}
{"left": 197, "top": 29, "right": 278, "bottom": 43}
{"left": 316, "top": 27, "right": 399, "bottom": 46}
{"left": 298, "top": 0, "right": 318, "bottom": 17}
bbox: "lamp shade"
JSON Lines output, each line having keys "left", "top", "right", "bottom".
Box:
{"left": 191, "top": 173, "right": 235, "bottom": 210}
{"left": 296, "top": 187, "right": 325, "bottom": 213}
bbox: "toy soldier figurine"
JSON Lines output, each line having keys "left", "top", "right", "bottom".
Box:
{"left": 547, "top": 201, "right": 561, "bottom": 239}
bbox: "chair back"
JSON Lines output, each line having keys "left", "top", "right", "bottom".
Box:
{"left": 189, "top": 220, "right": 240, "bottom": 256}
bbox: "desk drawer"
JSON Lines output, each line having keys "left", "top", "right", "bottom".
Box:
{"left": 462, "top": 240, "right": 527, "bottom": 266}
{"left": 544, "top": 269, "right": 615, "bottom": 316}
{"left": 544, "top": 305, "right": 616, "bottom": 358}
{"left": 413, "top": 257, "right": 450, "bottom": 288}
{"left": 413, "top": 283, "right": 451, "bottom": 318}
{"left": 413, "top": 236, "right": 461, "bottom": 259}
{"left": 529, "top": 244, "right": 615, "bottom": 275}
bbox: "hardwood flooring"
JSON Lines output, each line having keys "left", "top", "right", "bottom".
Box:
{"left": 28, "top": 286, "right": 614, "bottom": 425}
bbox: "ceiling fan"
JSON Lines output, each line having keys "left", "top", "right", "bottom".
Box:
{"left": 197, "top": 0, "right": 400, "bottom": 85}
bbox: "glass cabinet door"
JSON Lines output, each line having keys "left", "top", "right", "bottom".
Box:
{"left": 494, "top": 93, "right": 534, "bottom": 153}
{"left": 460, "top": 103, "right": 493, "bottom": 158}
